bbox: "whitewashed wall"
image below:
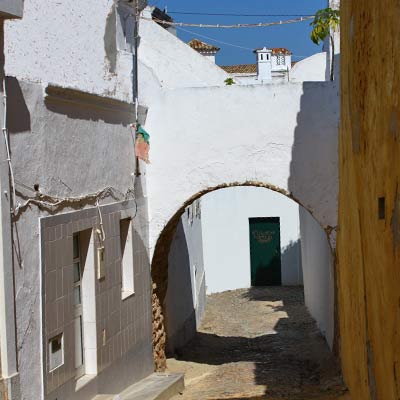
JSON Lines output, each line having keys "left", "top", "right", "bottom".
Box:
{"left": 138, "top": 12, "right": 229, "bottom": 106}
{"left": 165, "top": 200, "right": 206, "bottom": 353}
{"left": 145, "top": 82, "right": 339, "bottom": 254}
{"left": 5, "top": 0, "right": 138, "bottom": 102}
{"left": 201, "top": 187, "right": 303, "bottom": 294}
{"left": 299, "top": 207, "right": 335, "bottom": 348}
{"left": 4, "top": 1, "right": 154, "bottom": 399}
{"left": 290, "top": 53, "right": 328, "bottom": 82}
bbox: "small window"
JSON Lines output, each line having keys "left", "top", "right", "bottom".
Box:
{"left": 120, "top": 219, "right": 134, "bottom": 299}
{"left": 277, "top": 55, "right": 286, "bottom": 65}
{"left": 260, "top": 54, "right": 264, "bottom": 61}
{"left": 266, "top": 54, "right": 270, "bottom": 60}
{"left": 49, "top": 333, "right": 64, "bottom": 371}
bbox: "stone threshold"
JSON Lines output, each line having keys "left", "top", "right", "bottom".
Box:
{"left": 93, "top": 373, "right": 184, "bottom": 400}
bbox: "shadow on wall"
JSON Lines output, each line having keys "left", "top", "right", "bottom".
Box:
{"left": 6, "top": 77, "right": 31, "bottom": 133}
{"left": 287, "top": 81, "right": 338, "bottom": 348}
{"left": 176, "top": 287, "right": 345, "bottom": 398}
{"left": 281, "top": 239, "right": 303, "bottom": 285}
{"left": 164, "top": 219, "right": 196, "bottom": 356}
{"left": 44, "top": 86, "right": 134, "bottom": 126}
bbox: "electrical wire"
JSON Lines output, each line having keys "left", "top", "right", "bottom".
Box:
{"left": 2, "top": 78, "right": 19, "bottom": 213}
{"left": 176, "top": 26, "right": 253, "bottom": 51}
{"left": 168, "top": 11, "right": 315, "bottom": 17}
{"left": 14, "top": 186, "right": 136, "bottom": 218}
{"left": 143, "top": 15, "right": 314, "bottom": 29}
{"left": 96, "top": 199, "right": 106, "bottom": 242}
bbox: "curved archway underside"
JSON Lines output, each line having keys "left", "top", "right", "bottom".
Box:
{"left": 151, "top": 181, "right": 337, "bottom": 371}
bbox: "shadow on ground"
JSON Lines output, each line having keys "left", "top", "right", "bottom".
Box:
{"left": 171, "top": 287, "right": 346, "bottom": 400}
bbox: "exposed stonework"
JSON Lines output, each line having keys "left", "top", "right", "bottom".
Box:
{"left": 152, "top": 284, "right": 167, "bottom": 372}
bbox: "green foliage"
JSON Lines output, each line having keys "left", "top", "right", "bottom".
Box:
{"left": 310, "top": 8, "right": 340, "bottom": 45}
{"left": 224, "top": 78, "right": 236, "bottom": 86}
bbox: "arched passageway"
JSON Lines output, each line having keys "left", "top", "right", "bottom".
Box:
{"left": 151, "top": 183, "right": 337, "bottom": 375}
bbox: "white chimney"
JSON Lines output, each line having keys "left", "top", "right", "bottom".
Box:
{"left": 255, "top": 47, "right": 272, "bottom": 81}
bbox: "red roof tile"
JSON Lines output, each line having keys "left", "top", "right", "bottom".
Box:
{"left": 220, "top": 64, "right": 257, "bottom": 74}
{"left": 188, "top": 39, "right": 220, "bottom": 52}
{"left": 254, "top": 47, "right": 292, "bottom": 55}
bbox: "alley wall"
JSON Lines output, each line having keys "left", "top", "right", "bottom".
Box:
{"left": 337, "top": 0, "right": 400, "bottom": 399}
{"left": 165, "top": 200, "right": 206, "bottom": 354}
{"left": 299, "top": 208, "right": 334, "bottom": 349}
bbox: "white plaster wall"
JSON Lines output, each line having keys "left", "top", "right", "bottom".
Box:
{"left": 4, "top": 78, "right": 153, "bottom": 399}
{"left": 165, "top": 200, "right": 206, "bottom": 352}
{"left": 145, "top": 82, "right": 339, "bottom": 254}
{"left": 138, "top": 14, "right": 229, "bottom": 105}
{"left": 201, "top": 186, "right": 302, "bottom": 294}
{"left": 299, "top": 207, "right": 334, "bottom": 348}
{"left": 290, "top": 53, "right": 328, "bottom": 82}
{"left": 4, "top": 0, "right": 136, "bottom": 102}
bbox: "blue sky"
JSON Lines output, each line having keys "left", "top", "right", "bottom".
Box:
{"left": 148, "top": 0, "right": 327, "bottom": 65}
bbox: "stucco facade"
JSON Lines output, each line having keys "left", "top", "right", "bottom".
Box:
{"left": 165, "top": 200, "right": 206, "bottom": 354}
{"left": 3, "top": 1, "right": 154, "bottom": 399}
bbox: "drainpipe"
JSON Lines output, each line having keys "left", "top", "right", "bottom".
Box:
{"left": 133, "top": 0, "right": 141, "bottom": 177}
{"left": 0, "top": 20, "right": 19, "bottom": 400}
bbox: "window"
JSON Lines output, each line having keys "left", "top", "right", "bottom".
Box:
{"left": 72, "top": 229, "right": 97, "bottom": 379}
{"left": 120, "top": 219, "right": 134, "bottom": 299}
{"left": 49, "top": 333, "right": 64, "bottom": 371}
{"left": 73, "top": 233, "right": 85, "bottom": 379}
{"left": 277, "top": 55, "right": 286, "bottom": 65}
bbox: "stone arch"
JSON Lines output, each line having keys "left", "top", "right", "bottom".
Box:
{"left": 150, "top": 180, "right": 335, "bottom": 371}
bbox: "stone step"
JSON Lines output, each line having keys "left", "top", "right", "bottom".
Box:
{"left": 93, "top": 373, "right": 184, "bottom": 400}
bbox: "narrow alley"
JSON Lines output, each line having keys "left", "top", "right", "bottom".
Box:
{"left": 168, "top": 287, "right": 346, "bottom": 400}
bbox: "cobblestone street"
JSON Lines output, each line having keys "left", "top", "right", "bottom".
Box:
{"left": 168, "top": 287, "right": 348, "bottom": 400}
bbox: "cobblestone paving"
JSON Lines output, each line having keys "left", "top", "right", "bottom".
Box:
{"left": 168, "top": 287, "right": 348, "bottom": 400}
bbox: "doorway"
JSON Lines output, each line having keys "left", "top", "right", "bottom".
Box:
{"left": 249, "top": 217, "right": 282, "bottom": 286}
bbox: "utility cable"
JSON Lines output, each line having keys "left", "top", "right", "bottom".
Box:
{"left": 143, "top": 15, "right": 314, "bottom": 29}
{"left": 2, "top": 78, "right": 19, "bottom": 213}
{"left": 176, "top": 26, "right": 253, "bottom": 51}
{"left": 167, "top": 11, "right": 315, "bottom": 17}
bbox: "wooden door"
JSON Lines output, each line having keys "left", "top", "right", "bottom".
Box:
{"left": 249, "top": 217, "right": 282, "bottom": 286}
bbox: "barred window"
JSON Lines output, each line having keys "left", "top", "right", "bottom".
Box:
{"left": 277, "top": 55, "right": 286, "bottom": 65}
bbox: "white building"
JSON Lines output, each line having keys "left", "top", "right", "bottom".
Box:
{"left": 0, "top": 2, "right": 339, "bottom": 399}
{"left": 221, "top": 47, "right": 293, "bottom": 83}
{"left": 1, "top": 1, "right": 162, "bottom": 399}
{"left": 188, "top": 39, "right": 220, "bottom": 64}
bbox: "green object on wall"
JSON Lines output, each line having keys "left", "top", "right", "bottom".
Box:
{"left": 249, "top": 217, "right": 282, "bottom": 286}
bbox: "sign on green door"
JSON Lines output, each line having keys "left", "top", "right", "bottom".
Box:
{"left": 249, "top": 217, "right": 282, "bottom": 286}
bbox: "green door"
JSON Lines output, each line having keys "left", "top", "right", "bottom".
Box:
{"left": 249, "top": 217, "right": 282, "bottom": 286}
